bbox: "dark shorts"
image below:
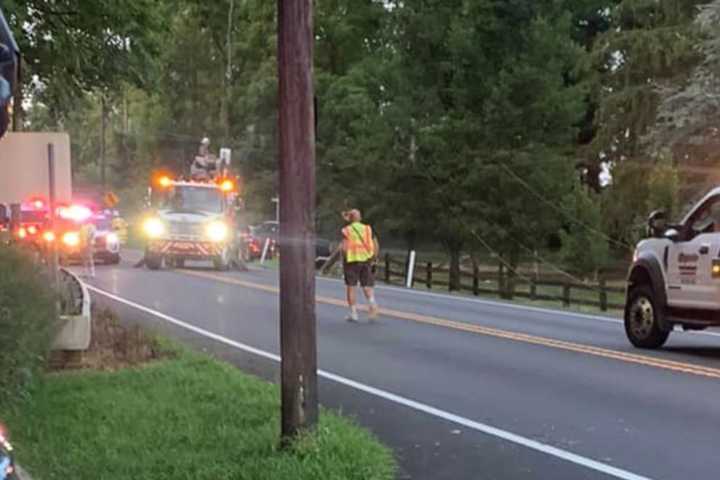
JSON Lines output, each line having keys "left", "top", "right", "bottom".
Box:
{"left": 344, "top": 261, "right": 375, "bottom": 287}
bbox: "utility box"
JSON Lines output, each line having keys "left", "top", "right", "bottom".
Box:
{"left": 0, "top": 132, "right": 72, "bottom": 204}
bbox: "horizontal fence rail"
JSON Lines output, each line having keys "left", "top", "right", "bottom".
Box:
{"left": 378, "top": 253, "right": 625, "bottom": 312}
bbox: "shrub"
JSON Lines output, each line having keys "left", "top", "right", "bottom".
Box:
{"left": 0, "top": 246, "right": 58, "bottom": 404}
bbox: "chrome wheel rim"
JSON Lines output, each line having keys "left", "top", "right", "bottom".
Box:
{"left": 629, "top": 296, "right": 655, "bottom": 339}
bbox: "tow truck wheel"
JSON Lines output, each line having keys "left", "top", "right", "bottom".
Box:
{"left": 108, "top": 253, "right": 121, "bottom": 265}
{"left": 146, "top": 254, "right": 163, "bottom": 271}
{"left": 624, "top": 285, "right": 670, "bottom": 349}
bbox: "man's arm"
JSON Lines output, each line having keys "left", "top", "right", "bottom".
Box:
{"left": 320, "top": 243, "right": 343, "bottom": 274}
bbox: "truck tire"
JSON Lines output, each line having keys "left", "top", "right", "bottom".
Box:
{"left": 213, "top": 246, "right": 230, "bottom": 271}
{"left": 624, "top": 285, "right": 670, "bottom": 349}
{"left": 146, "top": 254, "right": 163, "bottom": 271}
{"left": 108, "top": 253, "right": 121, "bottom": 265}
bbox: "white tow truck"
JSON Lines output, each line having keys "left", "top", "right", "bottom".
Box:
{"left": 625, "top": 187, "right": 720, "bottom": 348}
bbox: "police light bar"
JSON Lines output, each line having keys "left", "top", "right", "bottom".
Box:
{"left": 58, "top": 204, "right": 92, "bottom": 222}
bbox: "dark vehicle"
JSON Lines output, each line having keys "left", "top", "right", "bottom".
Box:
{"left": 247, "top": 220, "right": 332, "bottom": 268}
{"left": 246, "top": 223, "right": 277, "bottom": 260}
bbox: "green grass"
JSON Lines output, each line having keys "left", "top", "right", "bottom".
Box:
{"left": 2, "top": 345, "right": 395, "bottom": 480}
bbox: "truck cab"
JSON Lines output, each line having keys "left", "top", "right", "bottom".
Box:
{"left": 625, "top": 187, "right": 720, "bottom": 348}
{"left": 142, "top": 177, "right": 238, "bottom": 270}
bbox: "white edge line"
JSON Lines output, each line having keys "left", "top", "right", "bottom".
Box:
{"left": 86, "top": 284, "right": 653, "bottom": 480}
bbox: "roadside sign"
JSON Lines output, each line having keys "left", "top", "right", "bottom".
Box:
{"left": 104, "top": 192, "right": 119, "bottom": 207}
{"left": 220, "top": 148, "right": 231, "bottom": 166}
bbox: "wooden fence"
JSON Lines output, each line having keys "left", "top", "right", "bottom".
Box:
{"left": 379, "top": 253, "right": 625, "bottom": 312}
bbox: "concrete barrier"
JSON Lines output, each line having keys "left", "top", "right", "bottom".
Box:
{"left": 53, "top": 268, "right": 91, "bottom": 351}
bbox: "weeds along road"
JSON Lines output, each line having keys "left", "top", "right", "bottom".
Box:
{"left": 82, "top": 251, "right": 720, "bottom": 480}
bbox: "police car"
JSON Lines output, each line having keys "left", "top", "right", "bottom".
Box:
{"left": 626, "top": 187, "right": 720, "bottom": 348}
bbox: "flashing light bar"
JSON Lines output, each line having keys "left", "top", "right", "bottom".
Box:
{"left": 58, "top": 205, "right": 92, "bottom": 223}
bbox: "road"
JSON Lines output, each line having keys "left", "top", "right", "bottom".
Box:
{"left": 83, "top": 251, "right": 720, "bottom": 480}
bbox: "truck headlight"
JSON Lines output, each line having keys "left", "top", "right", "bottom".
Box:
{"left": 62, "top": 231, "right": 80, "bottom": 247}
{"left": 206, "top": 221, "right": 228, "bottom": 242}
{"left": 106, "top": 232, "right": 119, "bottom": 245}
{"left": 143, "top": 218, "right": 165, "bottom": 238}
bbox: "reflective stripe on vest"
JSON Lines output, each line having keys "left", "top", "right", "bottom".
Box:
{"left": 343, "top": 222, "right": 374, "bottom": 263}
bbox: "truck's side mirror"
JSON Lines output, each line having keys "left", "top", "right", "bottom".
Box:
{"left": 664, "top": 228, "right": 680, "bottom": 242}
{"left": 647, "top": 209, "right": 667, "bottom": 238}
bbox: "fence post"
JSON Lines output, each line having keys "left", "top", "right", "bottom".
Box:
{"left": 385, "top": 253, "right": 391, "bottom": 283}
{"left": 498, "top": 263, "right": 505, "bottom": 299}
{"left": 426, "top": 262, "right": 432, "bottom": 290}
{"left": 599, "top": 277, "right": 608, "bottom": 312}
{"left": 530, "top": 278, "right": 536, "bottom": 301}
{"left": 563, "top": 282, "right": 571, "bottom": 307}
{"left": 473, "top": 262, "right": 479, "bottom": 296}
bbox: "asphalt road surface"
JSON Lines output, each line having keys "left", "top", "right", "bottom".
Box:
{"left": 82, "top": 251, "right": 720, "bottom": 480}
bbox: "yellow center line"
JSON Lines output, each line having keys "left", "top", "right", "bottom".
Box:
{"left": 182, "top": 269, "right": 720, "bottom": 380}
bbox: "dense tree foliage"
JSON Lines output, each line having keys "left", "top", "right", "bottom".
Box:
{"left": 4, "top": 0, "right": 714, "bottom": 276}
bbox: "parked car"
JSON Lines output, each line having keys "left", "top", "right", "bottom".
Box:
{"left": 246, "top": 221, "right": 333, "bottom": 268}
{"left": 244, "top": 224, "right": 277, "bottom": 260}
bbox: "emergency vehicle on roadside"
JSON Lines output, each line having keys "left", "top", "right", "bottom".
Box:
{"left": 626, "top": 187, "right": 720, "bottom": 348}
{"left": 141, "top": 174, "right": 240, "bottom": 271}
{"left": 56, "top": 207, "right": 121, "bottom": 265}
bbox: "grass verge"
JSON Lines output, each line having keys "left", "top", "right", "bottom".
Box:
{"left": 2, "top": 343, "right": 395, "bottom": 480}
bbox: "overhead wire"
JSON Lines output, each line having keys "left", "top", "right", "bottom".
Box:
{"left": 496, "top": 162, "right": 634, "bottom": 252}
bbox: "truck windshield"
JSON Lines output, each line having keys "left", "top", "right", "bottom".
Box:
{"left": 163, "top": 186, "right": 223, "bottom": 214}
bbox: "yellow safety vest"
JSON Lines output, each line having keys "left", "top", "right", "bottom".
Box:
{"left": 342, "top": 222, "right": 374, "bottom": 263}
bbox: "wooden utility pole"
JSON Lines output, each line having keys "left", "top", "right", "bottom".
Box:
{"left": 277, "top": 0, "right": 318, "bottom": 439}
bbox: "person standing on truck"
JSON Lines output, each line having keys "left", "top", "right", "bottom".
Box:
{"left": 79, "top": 220, "right": 96, "bottom": 278}
{"left": 339, "top": 209, "right": 379, "bottom": 322}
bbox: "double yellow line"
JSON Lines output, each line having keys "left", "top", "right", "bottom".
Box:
{"left": 182, "top": 269, "right": 720, "bottom": 380}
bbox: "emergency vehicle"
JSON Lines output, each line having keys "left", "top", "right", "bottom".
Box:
{"left": 0, "top": 425, "right": 16, "bottom": 480}
{"left": 626, "top": 187, "right": 720, "bottom": 348}
{"left": 141, "top": 174, "right": 239, "bottom": 270}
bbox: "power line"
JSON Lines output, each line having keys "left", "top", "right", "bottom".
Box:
{"left": 496, "top": 162, "right": 634, "bottom": 252}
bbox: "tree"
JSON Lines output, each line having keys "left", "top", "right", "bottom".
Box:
{"left": 4, "top": 0, "right": 166, "bottom": 120}
{"left": 587, "top": 1, "right": 708, "bottom": 171}
{"left": 559, "top": 184, "right": 610, "bottom": 276}
{"left": 368, "top": 1, "right": 589, "bottom": 286}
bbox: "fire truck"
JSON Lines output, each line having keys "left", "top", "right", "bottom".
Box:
{"left": 141, "top": 174, "right": 240, "bottom": 270}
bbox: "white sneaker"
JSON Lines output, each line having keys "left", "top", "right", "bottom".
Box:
{"left": 345, "top": 312, "right": 359, "bottom": 323}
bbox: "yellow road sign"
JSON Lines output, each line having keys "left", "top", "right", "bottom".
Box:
{"left": 104, "top": 192, "right": 119, "bottom": 207}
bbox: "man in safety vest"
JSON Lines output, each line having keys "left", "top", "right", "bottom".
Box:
{"left": 341, "top": 209, "right": 379, "bottom": 322}
{"left": 79, "top": 220, "right": 97, "bottom": 278}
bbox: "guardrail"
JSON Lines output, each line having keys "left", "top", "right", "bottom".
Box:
{"left": 54, "top": 268, "right": 91, "bottom": 350}
{"left": 379, "top": 253, "right": 626, "bottom": 311}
